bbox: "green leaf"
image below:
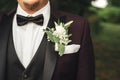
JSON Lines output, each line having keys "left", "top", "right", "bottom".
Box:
{"left": 58, "top": 44, "right": 65, "bottom": 56}
{"left": 45, "top": 31, "right": 54, "bottom": 42}
{"left": 68, "top": 34, "right": 72, "bottom": 37}
{"left": 53, "top": 36, "right": 60, "bottom": 43}
{"left": 64, "top": 21, "right": 73, "bottom": 27}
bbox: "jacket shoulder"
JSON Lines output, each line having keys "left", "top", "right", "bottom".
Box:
{"left": 52, "top": 9, "right": 89, "bottom": 29}
{"left": 51, "top": 9, "right": 87, "bottom": 22}
{"left": 0, "top": 9, "right": 16, "bottom": 23}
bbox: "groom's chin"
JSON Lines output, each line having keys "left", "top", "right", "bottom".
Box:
{"left": 23, "top": 1, "right": 40, "bottom": 10}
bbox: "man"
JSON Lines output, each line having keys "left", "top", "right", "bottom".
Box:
{"left": 0, "top": 0, "right": 95, "bottom": 80}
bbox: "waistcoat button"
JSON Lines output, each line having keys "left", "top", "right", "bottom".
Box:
{"left": 24, "top": 74, "right": 28, "bottom": 79}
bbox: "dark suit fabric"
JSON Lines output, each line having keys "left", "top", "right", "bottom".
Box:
{"left": 6, "top": 28, "right": 47, "bottom": 80}
{"left": 0, "top": 8, "right": 95, "bottom": 80}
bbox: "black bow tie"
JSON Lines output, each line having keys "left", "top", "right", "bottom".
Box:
{"left": 17, "top": 14, "right": 44, "bottom": 26}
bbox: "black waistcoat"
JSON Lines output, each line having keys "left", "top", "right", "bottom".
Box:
{"left": 6, "top": 30, "right": 47, "bottom": 80}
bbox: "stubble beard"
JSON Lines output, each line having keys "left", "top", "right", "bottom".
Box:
{"left": 23, "top": 1, "right": 40, "bottom": 11}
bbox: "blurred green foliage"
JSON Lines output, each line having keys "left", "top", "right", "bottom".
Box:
{"left": 88, "top": 4, "right": 120, "bottom": 35}
{"left": 108, "top": 0, "right": 120, "bottom": 7}
{"left": 93, "top": 22, "right": 120, "bottom": 80}
{"left": 98, "top": 6, "right": 120, "bottom": 23}
{"left": 89, "top": 1, "right": 120, "bottom": 80}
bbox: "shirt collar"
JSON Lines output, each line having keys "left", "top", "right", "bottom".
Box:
{"left": 16, "top": 1, "right": 50, "bottom": 26}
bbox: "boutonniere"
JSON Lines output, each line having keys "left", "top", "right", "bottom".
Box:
{"left": 44, "top": 20, "right": 80, "bottom": 56}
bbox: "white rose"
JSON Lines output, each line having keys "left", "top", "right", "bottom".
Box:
{"left": 55, "top": 26, "right": 66, "bottom": 35}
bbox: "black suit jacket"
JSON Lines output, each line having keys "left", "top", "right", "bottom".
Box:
{"left": 0, "top": 8, "right": 95, "bottom": 80}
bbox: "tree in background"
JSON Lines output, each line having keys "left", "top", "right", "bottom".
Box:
{"left": 88, "top": 0, "right": 120, "bottom": 35}
{"left": 97, "top": 0, "right": 120, "bottom": 23}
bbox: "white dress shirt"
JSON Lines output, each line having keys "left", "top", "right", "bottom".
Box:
{"left": 12, "top": 1, "right": 50, "bottom": 68}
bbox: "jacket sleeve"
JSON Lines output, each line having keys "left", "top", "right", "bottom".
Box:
{"left": 77, "top": 19, "right": 95, "bottom": 80}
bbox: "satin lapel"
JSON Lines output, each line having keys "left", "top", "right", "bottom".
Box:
{"left": 42, "top": 15, "right": 58, "bottom": 80}
{"left": 0, "top": 13, "right": 14, "bottom": 79}
{"left": 43, "top": 13, "right": 66, "bottom": 80}
{"left": 43, "top": 41, "right": 58, "bottom": 80}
